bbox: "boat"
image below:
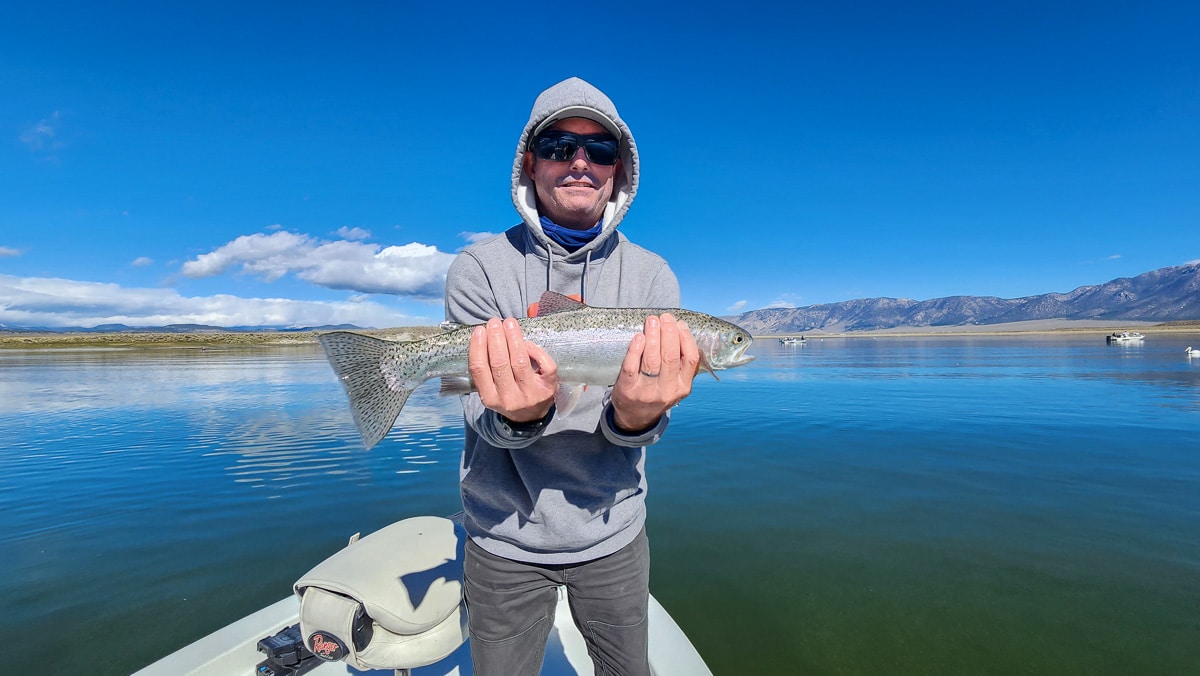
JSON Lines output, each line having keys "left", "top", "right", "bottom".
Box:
{"left": 1106, "top": 331, "right": 1145, "bottom": 344}
{"left": 779, "top": 336, "right": 807, "bottom": 345}
{"left": 136, "top": 515, "right": 712, "bottom": 676}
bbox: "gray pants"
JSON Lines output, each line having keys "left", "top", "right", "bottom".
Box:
{"left": 464, "top": 528, "right": 650, "bottom": 676}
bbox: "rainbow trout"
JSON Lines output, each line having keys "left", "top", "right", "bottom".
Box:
{"left": 319, "top": 291, "right": 755, "bottom": 449}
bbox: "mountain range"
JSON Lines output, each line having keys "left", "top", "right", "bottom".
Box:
{"left": 4, "top": 263, "right": 1198, "bottom": 335}
{"left": 727, "top": 262, "right": 1200, "bottom": 334}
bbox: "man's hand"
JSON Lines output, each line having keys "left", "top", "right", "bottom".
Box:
{"left": 610, "top": 313, "right": 701, "bottom": 433}
{"left": 468, "top": 317, "right": 558, "bottom": 423}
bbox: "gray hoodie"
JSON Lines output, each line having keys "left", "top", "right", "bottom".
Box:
{"left": 444, "top": 77, "right": 680, "bottom": 564}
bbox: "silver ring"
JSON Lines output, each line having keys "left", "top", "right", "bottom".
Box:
{"left": 640, "top": 370, "right": 660, "bottom": 378}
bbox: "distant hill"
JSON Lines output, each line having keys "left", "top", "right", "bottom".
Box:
{"left": 729, "top": 262, "right": 1200, "bottom": 334}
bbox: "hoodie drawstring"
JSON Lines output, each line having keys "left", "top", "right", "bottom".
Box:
{"left": 543, "top": 245, "right": 591, "bottom": 304}
{"left": 582, "top": 250, "right": 591, "bottom": 304}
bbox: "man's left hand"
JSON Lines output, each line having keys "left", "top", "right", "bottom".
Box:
{"left": 610, "top": 313, "right": 701, "bottom": 433}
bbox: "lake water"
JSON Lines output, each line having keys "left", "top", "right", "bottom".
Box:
{"left": 3, "top": 334, "right": 1199, "bottom": 675}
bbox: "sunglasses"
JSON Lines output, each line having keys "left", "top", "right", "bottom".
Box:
{"left": 530, "top": 130, "right": 620, "bottom": 166}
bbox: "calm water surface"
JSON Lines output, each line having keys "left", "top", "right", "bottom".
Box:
{"left": 2, "top": 335, "right": 1199, "bottom": 674}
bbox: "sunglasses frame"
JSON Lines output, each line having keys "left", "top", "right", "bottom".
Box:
{"left": 530, "top": 130, "right": 620, "bottom": 166}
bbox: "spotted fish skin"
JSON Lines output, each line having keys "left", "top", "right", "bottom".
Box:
{"left": 318, "top": 291, "right": 755, "bottom": 449}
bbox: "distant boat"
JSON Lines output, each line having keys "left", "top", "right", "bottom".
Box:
{"left": 1106, "top": 331, "right": 1145, "bottom": 344}
{"left": 779, "top": 336, "right": 807, "bottom": 345}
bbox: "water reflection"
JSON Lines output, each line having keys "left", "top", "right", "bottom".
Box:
{"left": 0, "top": 346, "right": 329, "bottom": 413}
{"left": 739, "top": 332, "right": 1200, "bottom": 394}
{"left": 0, "top": 345, "right": 471, "bottom": 502}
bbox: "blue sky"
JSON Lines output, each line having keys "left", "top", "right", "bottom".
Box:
{"left": 3, "top": 1, "right": 1197, "bottom": 328}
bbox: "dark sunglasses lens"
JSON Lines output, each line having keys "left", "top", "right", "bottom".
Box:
{"left": 534, "top": 133, "right": 618, "bottom": 165}
{"left": 582, "top": 139, "right": 618, "bottom": 165}
{"left": 536, "top": 135, "right": 579, "bottom": 162}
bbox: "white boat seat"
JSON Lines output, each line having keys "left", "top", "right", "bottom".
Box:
{"left": 294, "top": 516, "right": 468, "bottom": 671}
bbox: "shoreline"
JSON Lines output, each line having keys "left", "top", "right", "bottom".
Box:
{"left": 0, "top": 327, "right": 444, "bottom": 349}
{"left": 3, "top": 320, "right": 1199, "bottom": 348}
{"left": 770, "top": 319, "right": 1200, "bottom": 339}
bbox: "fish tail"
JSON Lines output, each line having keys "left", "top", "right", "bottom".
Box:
{"left": 318, "top": 331, "right": 412, "bottom": 450}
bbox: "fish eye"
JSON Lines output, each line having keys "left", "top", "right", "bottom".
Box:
{"left": 733, "top": 334, "right": 744, "bottom": 344}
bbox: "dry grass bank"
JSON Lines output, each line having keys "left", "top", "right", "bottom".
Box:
{"left": 0, "top": 327, "right": 444, "bottom": 349}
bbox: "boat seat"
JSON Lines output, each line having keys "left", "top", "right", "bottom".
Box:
{"left": 294, "top": 515, "right": 468, "bottom": 672}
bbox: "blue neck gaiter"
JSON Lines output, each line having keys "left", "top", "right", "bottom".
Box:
{"left": 540, "top": 216, "right": 603, "bottom": 253}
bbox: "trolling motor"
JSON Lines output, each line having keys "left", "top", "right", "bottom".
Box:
{"left": 256, "top": 623, "right": 319, "bottom": 676}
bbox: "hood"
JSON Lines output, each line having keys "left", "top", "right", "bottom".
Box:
{"left": 512, "top": 77, "right": 639, "bottom": 258}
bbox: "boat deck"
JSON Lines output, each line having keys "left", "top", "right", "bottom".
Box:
{"left": 136, "top": 587, "right": 709, "bottom": 675}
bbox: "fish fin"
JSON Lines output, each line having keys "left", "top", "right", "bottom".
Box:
{"left": 536, "top": 291, "right": 587, "bottom": 316}
{"left": 555, "top": 383, "right": 587, "bottom": 416}
{"left": 317, "top": 331, "right": 412, "bottom": 450}
{"left": 438, "top": 376, "right": 474, "bottom": 396}
{"left": 698, "top": 352, "right": 719, "bottom": 380}
{"left": 439, "top": 320, "right": 464, "bottom": 332}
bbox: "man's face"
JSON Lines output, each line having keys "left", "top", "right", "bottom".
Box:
{"left": 523, "top": 117, "right": 621, "bottom": 230}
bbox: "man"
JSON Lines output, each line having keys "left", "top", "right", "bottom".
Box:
{"left": 443, "top": 77, "right": 701, "bottom": 675}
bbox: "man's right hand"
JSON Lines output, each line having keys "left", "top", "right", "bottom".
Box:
{"left": 468, "top": 317, "right": 558, "bottom": 423}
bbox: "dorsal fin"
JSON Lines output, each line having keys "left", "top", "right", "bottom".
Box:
{"left": 536, "top": 291, "right": 587, "bottom": 317}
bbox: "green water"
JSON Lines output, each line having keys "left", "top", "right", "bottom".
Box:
{"left": 3, "top": 335, "right": 1199, "bottom": 674}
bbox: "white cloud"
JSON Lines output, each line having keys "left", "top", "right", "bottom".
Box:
{"left": 182, "top": 230, "right": 455, "bottom": 299}
{"left": 765, "top": 300, "right": 797, "bottom": 309}
{"left": 0, "top": 274, "right": 414, "bottom": 328}
{"left": 727, "top": 300, "right": 748, "bottom": 313}
{"left": 0, "top": 247, "right": 21, "bottom": 257}
{"left": 337, "top": 226, "right": 371, "bottom": 240}
{"left": 132, "top": 256, "right": 154, "bottom": 267}
{"left": 182, "top": 231, "right": 310, "bottom": 278}
{"left": 19, "top": 112, "right": 62, "bottom": 153}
